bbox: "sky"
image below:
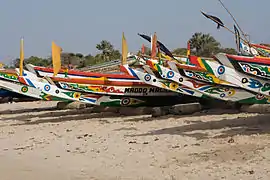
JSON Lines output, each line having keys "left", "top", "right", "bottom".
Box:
{"left": 0, "top": 0, "right": 269, "bottom": 64}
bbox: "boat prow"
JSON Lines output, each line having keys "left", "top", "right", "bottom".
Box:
{"left": 214, "top": 53, "right": 234, "bottom": 69}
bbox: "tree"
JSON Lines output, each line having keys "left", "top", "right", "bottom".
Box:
{"left": 96, "top": 40, "right": 115, "bottom": 61}
{"left": 75, "top": 53, "right": 84, "bottom": 58}
{"left": 219, "top": 48, "right": 238, "bottom": 55}
{"left": 172, "top": 48, "right": 187, "bottom": 55}
{"left": 61, "top": 52, "right": 83, "bottom": 66}
{"left": 189, "top": 32, "right": 221, "bottom": 57}
{"left": 26, "top": 56, "right": 51, "bottom": 66}
{"left": 111, "top": 50, "right": 121, "bottom": 60}
{"left": 78, "top": 54, "right": 95, "bottom": 68}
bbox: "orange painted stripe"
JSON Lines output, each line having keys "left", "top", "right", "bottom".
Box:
{"left": 51, "top": 77, "right": 147, "bottom": 86}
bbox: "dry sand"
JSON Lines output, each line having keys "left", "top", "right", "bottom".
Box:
{"left": 1, "top": 101, "right": 270, "bottom": 180}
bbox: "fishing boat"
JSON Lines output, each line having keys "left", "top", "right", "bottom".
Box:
{"left": 0, "top": 76, "right": 153, "bottom": 107}
{"left": 0, "top": 36, "right": 193, "bottom": 107}
{"left": 134, "top": 32, "right": 270, "bottom": 104}
{"left": 146, "top": 58, "right": 270, "bottom": 104}
{"left": 223, "top": 53, "right": 270, "bottom": 81}
{"left": 1, "top": 66, "right": 183, "bottom": 107}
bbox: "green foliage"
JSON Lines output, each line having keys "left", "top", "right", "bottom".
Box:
{"left": 189, "top": 32, "right": 221, "bottom": 57}
{"left": 12, "top": 56, "right": 51, "bottom": 68}
{"left": 96, "top": 40, "right": 120, "bottom": 61}
{"left": 219, "top": 48, "right": 238, "bottom": 55}
{"left": 8, "top": 34, "right": 238, "bottom": 69}
{"left": 26, "top": 56, "right": 51, "bottom": 66}
{"left": 172, "top": 48, "right": 187, "bottom": 55}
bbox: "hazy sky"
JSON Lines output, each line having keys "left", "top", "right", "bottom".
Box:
{"left": 0, "top": 0, "right": 269, "bottom": 64}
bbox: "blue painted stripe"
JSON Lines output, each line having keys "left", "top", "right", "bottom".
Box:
{"left": 81, "top": 97, "right": 97, "bottom": 103}
{"left": 199, "top": 85, "right": 211, "bottom": 91}
{"left": 182, "top": 88, "right": 195, "bottom": 95}
{"left": 128, "top": 68, "right": 139, "bottom": 79}
{"left": 26, "top": 78, "right": 36, "bottom": 88}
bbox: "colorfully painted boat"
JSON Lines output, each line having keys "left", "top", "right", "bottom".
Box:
{"left": 0, "top": 69, "right": 18, "bottom": 82}
{"left": 0, "top": 88, "right": 26, "bottom": 99}
{"left": 194, "top": 53, "right": 270, "bottom": 97}
{"left": 224, "top": 54, "right": 270, "bottom": 81}
{"left": 0, "top": 67, "right": 177, "bottom": 97}
{"left": 120, "top": 64, "right": 203, "bottom": 98}
{"left": 1, "top": 69, "right": 182, "bottom": 107}
{"left": 146, "top": 58, "right": 270, "bottom": 104}
{"left": 135, "top": 32, "right": 270, "bottom": 104}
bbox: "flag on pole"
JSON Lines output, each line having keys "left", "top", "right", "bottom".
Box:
{"left": 138, "top": 33, "right": 175, "bottom": 59}
{"left": 233, "top": 25, "right": 241, "bottom": 52}
{"left": 51, "top": 41, "right": 62, "bottom": 76}
{"left": 201, "top": 11, "right": 224, "bottom": 29}
{"left": 151, "top": 32, "right": 157, "bottom": 59}
{"left": 19, "top": 38, "right": 24, "bottom": 76}
{"left": 141, "top": 44, "right": 145, "bottom": 54}
{"left": 187, "top": 40, "right": 191, "bottom": 56}
{"left": 121, "top": 32, "right": 128, "bottom": 65}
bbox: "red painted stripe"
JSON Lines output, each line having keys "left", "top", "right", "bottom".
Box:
{"left": 34, "top": 66, "right": 136, "bottom": 79}
{"left": 251, "top": 43, "right": 270, "bottom": 50}
{"left": 189, "top": 55, "right": 201, "bottom": 67}
{"left": 0, "top": 69, "right": 17, "bottom": 75}
{"left": 146, "top": 61, "right": 155, "bottom": 69}
{"left": 18, "top": 77, "right": 27, "bottom": 85}
{"left": 119, "top": 65, "right": 130, "bottom": 75}
{"left": 176, "top": 63, "right": 206, "bottom": 72}
{"left": 226, "top": 54, "right": 270, "bottom": 65}
{"left": 51, "top": 77, "right": 147, "bottom": 86}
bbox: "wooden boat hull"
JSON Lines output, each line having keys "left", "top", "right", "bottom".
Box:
{"left": 139, "top": 55, "right": 236, "bottom": 87}
{"left": 22, "top": 66, "right": 178, "bottom": 97}
{"left": 0, "top": 77, "right": 152, "bottom": 107}
{"left": 31, "top": 64, "right": 139, "bottom": 81}
{"left": 10, "top": 70, "right": 185, "bottom": 107}
{"left": 55, "top": 81, "right": 176, "bottom": 96}
{"left": 0, "top": 68, "right": 177, "bottom": 97}
{"left": 0, "top": 70, "right": 18, "bottom": 82}
{"left": 0, "top": 88, "right": 27, "bottom": 98}
{"left": 200, "top": 53, "right": 270, "bottom": 97}
{"left": 147, "top": 60, "right": 270, "bottom": 104}
{"left": 120, "top": 64, "right": 203, "bottom": 98}
{"left": 224, "top": 54, "right": 270, "bottom": 81}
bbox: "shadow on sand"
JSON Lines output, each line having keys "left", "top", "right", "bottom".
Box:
{"left": 2, "top": 105, "right": 270, "bottom": 140}
{"left": 126, "top": 113, "right": 270, "bottom": 139}
{"left": 0, "top": 107, "right": 57, "bottom": 115}
{"left": 0, "top": 107, "right": 122, "bottom": 126}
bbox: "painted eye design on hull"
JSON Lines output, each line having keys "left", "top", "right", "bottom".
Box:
{"left": 179, "top": 78, "right": 183, "bottom": 82}
{"left": 121, "top": 98, "right": 131, "bottom": 106}
{"left": 217, "top": 66, "right": 225, "bottom": 75}
{"left": 247, "top": 78, "right": 263, "bottom": 89}
{"left": 44, "top": 84, "right": 51, "bottom": 91}
{"left": 21, "top": 86, "right": 28, "bottom": 93}
{"left": 73, "top": 92, "right": 81, "bottom": 99}
{"left": 220, "top": 93, "right": 226, "bottom": 98}
{"left": 144, "top": 74, "right": 151, "bottom": 82}
{"left": 167, "top": 71, "right": 174, "bottom": 78}
{"left": 255, "top": 94, "right": 265, "bottom": 100}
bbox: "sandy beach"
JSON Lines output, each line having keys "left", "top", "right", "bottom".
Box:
{"left": 1, "top": 101, "right": 270, "bottom": 180}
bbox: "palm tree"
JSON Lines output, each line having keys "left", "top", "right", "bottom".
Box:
{"left": 96, "top": 40, "right": 114, "bottom": 61}
{"left": 189, "top": 32, "right": 203, "bottom": 55}
{"left": 189, "top": 32, "right": 221, "bottom": 57}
